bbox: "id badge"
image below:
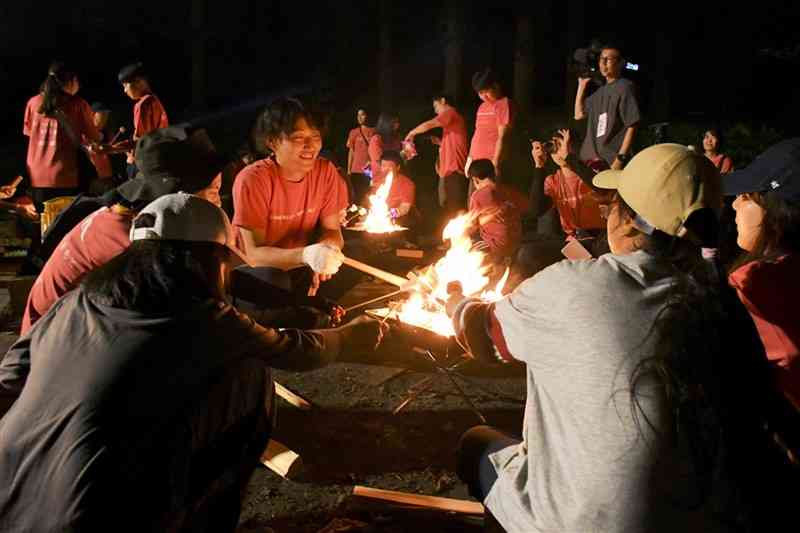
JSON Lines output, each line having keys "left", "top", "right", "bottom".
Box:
{"left": 596, "top": 112, "right": 608, "bottom": 138}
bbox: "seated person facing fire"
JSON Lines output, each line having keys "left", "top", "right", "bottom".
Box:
{"left": 0, "top": 193, "right": 385, "bottom": 532}
{"left": 369, "top": 150, "right": 417, "bottom": 229}
{"left": 448, "top": 144, "right": 780, "bottom": 531}
{"left": 233, "top": 97, "right": 349, "bottom": 297}
{"left": 466, "top": 159, "right": 521, "bottom": 267}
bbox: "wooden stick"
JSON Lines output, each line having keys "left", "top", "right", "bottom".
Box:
{"left": 344, "top": 288, "right": 408, "bottom": 313}
{"left": 342, "top": 256, "right": 409, "bottom": 288}
{"left": 274, "top": 381, "right": 313, "bottom": 410}
{"left": 352, "top": 486, "right": 484, "bottom": 515}
{"left": 261, "top": 439, "right": 303, "bottom": 479}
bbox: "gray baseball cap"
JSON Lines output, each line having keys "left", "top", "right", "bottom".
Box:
{"left": 130, "top": 192, "right": 250, "bottom": 266}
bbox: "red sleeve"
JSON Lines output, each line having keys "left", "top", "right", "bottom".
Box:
{"left": 368, "top": 135, "right": 383, "bottom": 177}
{"left": 721, "top": 156, "right": 734, "bottom": 175}
{"left": 135, "top": 96, "right": 168, "bottom": 138}
{"left": 398, "top": 176, "right": 415, "bottom": 205}
{"left": 496, "top": 99, "right": 511, "bottom": 127}
{"left": 320, "top": 161, "right": 349, "bottom": 219}
{"left": 23, "top": 99, "right": 33, "bottom": 136}
{"left": 78, "top": 99, "right": 101, "bottom": 143}
{"left": 346, "top": 129, "right": 355, "bottom": 149}
{"left": 232, "top": 164, "right": 270, "bottom": 232}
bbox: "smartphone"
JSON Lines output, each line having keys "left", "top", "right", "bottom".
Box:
{"left": 561, "top": 239, "right": 593, "bottom": 260}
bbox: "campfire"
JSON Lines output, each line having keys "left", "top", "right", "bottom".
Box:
{"left": 346, "top": 171, "right": 406, "bottom": 234}
{"left": 360, "top": 213, "right": 509, "bottom": 338}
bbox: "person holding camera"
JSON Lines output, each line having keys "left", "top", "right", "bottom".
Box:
{"left": 574, "top": 43, "right": 640, "bottom": 170}
{"left": 529, "top": 129, "right": 607, "bottom": 255}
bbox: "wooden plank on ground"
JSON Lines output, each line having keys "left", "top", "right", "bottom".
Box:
{"left": 352, "top": 485, "right": 484, "bottom": 515}
{"left": 275, "top": 381, "right": 313, "bottom": 410}
{"left": 260, "top": 439, "right": 303, "bottom": 479}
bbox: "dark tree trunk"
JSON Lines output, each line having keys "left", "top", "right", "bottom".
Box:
{"left": 443, "top": 0, "right": 463, "bottom": 102}
{"left": 191, "top": 0, "right": 207, "bottom": 108}
{"left": 378, "top": 0, "right": 393, "bottom": 110}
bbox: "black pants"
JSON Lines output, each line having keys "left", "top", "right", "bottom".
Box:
{"left": 30, "top": 187, "right": 80, "bottom": 214}
{"left": 439, "top": 171, "right": 468, "bottom": 215}
{"left": 349, "top": 173, "right": 371, "bottom": 206}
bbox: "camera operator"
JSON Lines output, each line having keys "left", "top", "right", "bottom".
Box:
{"left": 574, "top": 43, "right": 640, "bottom": 170}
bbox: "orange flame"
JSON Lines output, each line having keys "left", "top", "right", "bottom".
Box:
{"left": 387, "top": 213, "right": 511, "bottom": 337}
{"left": 362, "top": 171, "right": 405, "bottom": 233}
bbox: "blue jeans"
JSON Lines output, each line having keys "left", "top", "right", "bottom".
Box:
{"left": 456, "top": 425, "right": 521, "bottom": 502}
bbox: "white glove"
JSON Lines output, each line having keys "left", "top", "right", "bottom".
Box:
{"left": 302, "top": 243, "right": 344, "bottom": 275}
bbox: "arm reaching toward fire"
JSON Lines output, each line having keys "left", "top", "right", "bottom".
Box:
{"left": 445, "top": 282, "right": 516, "bottom": 365}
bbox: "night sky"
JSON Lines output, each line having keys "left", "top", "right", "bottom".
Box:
{"left": 2, "top": 1, "right": 799, "bottom": 178}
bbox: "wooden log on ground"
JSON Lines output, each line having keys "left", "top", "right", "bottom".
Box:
{"left": 260, "top": 439, "right": 303, "bottom": 479}
{"left": 274, "top": 381, "right": 313, "bottom": 410}
{"left": 352, "top": 485, "right": 484, "bottom": 515}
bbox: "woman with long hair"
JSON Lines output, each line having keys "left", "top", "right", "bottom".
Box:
{"left": 448, "top": 144, "right": 782, "bottom": 531}
{"left": 367, "top": 112, "right": 401, "bottom": 182}
{"left": 23, "top": 61, "right": 101, "bottom": 212}
{"left": 725, "top": 139, "right": 800, "bottom": 408}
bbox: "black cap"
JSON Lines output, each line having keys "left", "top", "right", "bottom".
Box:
{"left": 116, "top": 125, "right": 226, "bottom": 207}
{"left": 724, "top": 139, "right": 800, "bottom": 202}
{"left": 90, "top": 102, "right": 110, "bottom": 113}
{"left": 118, "top": 62, "right": 146, "bottom": 84}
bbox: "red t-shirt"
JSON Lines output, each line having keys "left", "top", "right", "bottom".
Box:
{"left": 133, "top": 94, "right": 169, "bottom": 139}
{"left": 86, "top": 129, "right": 113, "bottom": 178}
{"left": 232, "top": 157, "right": 348, "bottom": 249}
{"left": 468, "top": 97, "right": 511, "bottom": 161}
{"left": 23, "top": 94, "right": 101, "bottom": 188}
{"left": 708, "top": 153, "right": 734, "bottom": 175}
{"left": 370, "top": 172, "right": 415, "bottom": 209}
{"left": 469, "top": 183, "right": 521, "bottom": 258}
{"left": 729, "top": 255, "right": 800, "bottom": 407}
{"left": 368, "top": 134, "right": 402, "bottom": 182}
{"left": 346, "top": 126, "right": 374, "bottom": 175}
{"left": 437, "top": 107, "right": 468, "bottom": 178}
{"left": 544, "top": 169, "right": 605, "bottom": 238}
{"left": 21, "top": 206, "right": 134, "bottom": 334}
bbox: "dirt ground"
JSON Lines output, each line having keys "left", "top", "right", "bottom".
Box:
{"left": 236, "top": 273, "right": 526, "bottom": 532}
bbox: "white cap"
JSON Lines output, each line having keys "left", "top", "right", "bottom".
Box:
{"left": 130, "top": 192, "right": 250, "bottom": 266}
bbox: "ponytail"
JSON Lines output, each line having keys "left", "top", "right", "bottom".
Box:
{"left": 38, "top": 61, "right": 76, "bottom": 116}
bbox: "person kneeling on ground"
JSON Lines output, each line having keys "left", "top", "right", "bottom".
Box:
{"left": 371, "top": 150, "right": 418, "bottom": 230}
{"left": 449, "top": 144, "right": 784, "bottom": 532}
{"left": 466, "top": 159, "right": 521, "bottom": 270}
{"left": 0, "top": 193, "right": 385, "bottom": 532}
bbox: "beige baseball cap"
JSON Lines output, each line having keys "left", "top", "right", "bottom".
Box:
{"left": 593, "top": 144, "right": 722, "bottom": 239}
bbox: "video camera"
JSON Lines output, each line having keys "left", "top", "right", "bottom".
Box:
{"left": 571, "top": 40, "right": 640, "bottom": 86}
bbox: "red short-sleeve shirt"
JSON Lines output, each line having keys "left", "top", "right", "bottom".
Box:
{"left": 729, "top": 255, "right": 800, "bottom": 407}
{"left": 469, "top": 183, "right": 521, "bottom": 258}
{"left": 23, "top": 94, "right": 101, "bottom": 188}
{"left": 469, "top": 97, "right": 511, "bottom": 161}
{"left": 370, "top": 172, "right": 415, "bottom": 209}
{"left": 346, "top": 126, "right": 374, "bottom": 175}
{"left": 133, "top": 94, "right": 169, "bottom": 139}
{"left": 232, "top": 157, "right": 348, "bottom": 249}
{"left": 543, "top": 169, "right": 605, "bottom": 238}
{"left": 437, "top": 107, "right": 468, "bottom": 178}
{"left": 21, "top": 206, "right": 134, "bottom": 334}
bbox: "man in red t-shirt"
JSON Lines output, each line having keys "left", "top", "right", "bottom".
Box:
{"left": 467, "top": 159, "right": 521, "bottom": 265}
{"left": 233, "top": 98, "right": 348, "bottom": 297}
{"left": 118, "top": 63, "right": 169, "bottom": 179}
{"left": 405, "top": 94, "right": 469, "bottom": 216}
{"left": 346, "top": 108, "right": 374, "bottom": 203}
{"left": 466, "top": 69, "right": 512, "bottom": 182}
{"left": 369, "top": 150, "right": 416, "bottom": 228}
{"left": 530, "top": 129, "right": 605, "bottom": 246}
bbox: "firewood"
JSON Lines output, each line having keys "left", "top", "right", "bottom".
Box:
{"left": 274, "top": 381, "right": 312, "bottom": 410}
{"left": 260, "top": 439, "right": 302, "bottom": 479}
{"left": 352, "top": 485, "right": 484, "bottom": 515}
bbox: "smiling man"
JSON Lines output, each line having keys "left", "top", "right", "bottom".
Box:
{"left": 233, "top": 97, "right": 348, "bottom": 296}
